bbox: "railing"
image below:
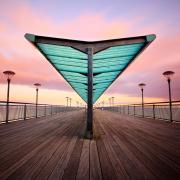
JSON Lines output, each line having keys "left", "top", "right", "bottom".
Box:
{"left": 102, "top": 101, "right": 180, "bottom": 122}
{"left": 0, "top": 101, "right": 82, "bottom": 123}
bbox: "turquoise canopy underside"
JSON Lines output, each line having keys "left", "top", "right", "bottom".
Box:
{"left": 37, "top": 42, "right": 145, "bottom": 103}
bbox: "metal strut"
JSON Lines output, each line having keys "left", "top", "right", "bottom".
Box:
{"left": 86, "top": 47, "right": 93, "bottom": 139}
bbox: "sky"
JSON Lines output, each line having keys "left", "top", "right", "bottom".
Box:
{"left": 0, "top": 0, "right": 180, "bottom": 106}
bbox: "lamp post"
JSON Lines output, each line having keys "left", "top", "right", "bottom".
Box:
{"left": 102, "top": 101, "right": 104, "bottom": 107}
{"left": 138, "top": 83, "right": 146, "bottom": 118}
{"left": 111, "top": 97, "right": 115, "bottom": 111}
{"left": 3, "top": 70, "right": 15, "bottom": 124}
{"left": 109, "top": 98, "right": 111, "bottom": 107}
{"left": 34, "top": 83, "right": 41, "bottom": 118}
{"left": 69, "top": 98, "right": 72, "bottom": 107}
{"left": 66, "top": 97, "right": 69, "bottom": 107}
{"left": 76, "top": 101, "right": 79, "bottom": 107}
{"left": 163, "top": 71, "right": 175, "bottom": 122}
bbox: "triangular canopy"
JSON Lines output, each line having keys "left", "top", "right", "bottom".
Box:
{"left": 25, "top": 33, "right": 155, "bottom": 104}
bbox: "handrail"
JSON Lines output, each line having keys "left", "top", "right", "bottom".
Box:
{"left": 102, "top": 100, "right": 180, "bottom": 122}
{"left": 0, "top": 100, "right": 83, "bottom": 124}
{"left": 0, "top": 100, "right": 63, "bottom": 106}
{"left": 116, "top": 100, "right": 180, "bottom": 106}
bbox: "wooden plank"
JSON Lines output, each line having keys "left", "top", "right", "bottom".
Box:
{"left": 76, "top": 139, "right": 90, "bottom": 180}
{"left": 35, "top": 120, "right": 85, "bottom": 180}
{"left": 90, "top": 140, "right": 102, "bottom": 180}
{"left": 97, "top": 121, "right": 128, "bottom": 179}
{"left": 105, "top": 114, "right": 180, "bottom": 179}
{"left": 98, "top": 117, "right": 154, "bottom": 179}
{"left": 94, "top": 110, "right": 180, "bottom": 179}
{"left": 49, "top": 121, "right": 86, "bottom": 180}
{"left": 0, "top": 111, "right": 85, "bottom": 180}
{"left": 48, "top": 137, "right": 78, "bottom": 180}
{"left": 94, "top": 119, "right": 118, "bottom": 180}
{"left": 62, "top": 138, "right": 84, "bottom": 180}
{"left": 0, "top": 109, "right": 180, "bottom": 180}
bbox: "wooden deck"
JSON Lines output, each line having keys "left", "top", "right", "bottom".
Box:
{"left": 0, "top": 110, "right": 180, "bottom": 180}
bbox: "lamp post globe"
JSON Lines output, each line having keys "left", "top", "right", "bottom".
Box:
{"left": 163, "top": 71, "right": 175, "bottom": 81}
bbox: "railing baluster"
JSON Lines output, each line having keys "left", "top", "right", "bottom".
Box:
{"left": 24, "top": 104, "right": 27, "bottom": 120}
{"left": 44, "top": 105, "right": 46, "bottom": 116}
{"left": 153, "top": 104, "right": 155, "bottom": 119}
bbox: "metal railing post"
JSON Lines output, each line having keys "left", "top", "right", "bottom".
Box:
{"left": 44, "top": 105, "right": 46, "bottom": 116}
{"left": 134, "top": 105, "right": 135, "bottom": 116}
{"left": 128, "top": 105, "right": 129, "bottom": 115}
{"left": 24, "top": 104, "right": 27, "bottom": 120}
{"left": 153, "top": 104, "right": 155, "bottom": 119}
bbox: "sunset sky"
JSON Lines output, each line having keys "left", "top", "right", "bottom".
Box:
{"left": 0, "top": 0, "right": 180, "bottom": 106}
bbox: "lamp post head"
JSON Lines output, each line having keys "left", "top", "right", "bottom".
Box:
{"left": 138, "top": 83, "right": 146, "bottom": 90}
{"left": 34, "top": 83, "right": 41, "bottom": 90}
{"left": 163, "top": 71, "right": 175, "bottom": 81}
{"left": 3, "top": 70, "right": 15, "bottom": 80}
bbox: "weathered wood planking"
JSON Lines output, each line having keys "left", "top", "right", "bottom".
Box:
{"left": 94, "top": 110, "right": 180, "bottom": 180}
{"left": 0, "top": 110, "right": 179, "bottom": 180}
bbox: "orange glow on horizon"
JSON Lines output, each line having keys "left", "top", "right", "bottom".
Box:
{"left": 0, "top": 84, "right": 165, "bottom": 106}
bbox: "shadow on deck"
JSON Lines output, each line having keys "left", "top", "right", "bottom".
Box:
{"left": 0, "top": 110, "right": 179, "bottom": 180}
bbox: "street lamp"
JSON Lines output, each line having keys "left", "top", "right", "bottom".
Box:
{"left": 3, "top": 70, "right": 15, "bottom": 123}
{"left": 66, "top": 97, "right": 69, "bottom": 107}
{"left": 102, "top": 101, "right": 104, "bottom": 107}
{"left": 34, "top": 83, "right": 41, "bottom": 118}
{"left": 109, "top": 98, "right": 111, "bottom": 107}
{"left": 69, "top": 98, "right": 72, "bottom": 107}
{"left": 138, "top": 83, "right": 146, "bottom": 118}
{"left": 163, "top": 71, "right": 175, "bottom": 122}
{"left": 111, "top": 97, "right": 115, "bottom": 111}
{"left": 76, "top": 101, "right": 79, "bottom": 107}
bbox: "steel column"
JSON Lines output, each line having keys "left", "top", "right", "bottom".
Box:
{"left": 87, "top": 47, "right": 93, "bottom": 138}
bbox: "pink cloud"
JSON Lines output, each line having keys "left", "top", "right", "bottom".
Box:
{"left": 0, "top": 53, "right": 71, "bottom": 91}
{"left": 0, "top": 2, "right": 179, "bottom": 103}
{"left": 0, "top": 3, "right": 133, "bottom": 90}
{"left": 58, "top": 13, "right": 132, "bottom": 40}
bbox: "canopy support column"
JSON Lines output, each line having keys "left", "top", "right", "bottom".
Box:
{"left": 86, "top": 47, "right": 93, "bottom": 139}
